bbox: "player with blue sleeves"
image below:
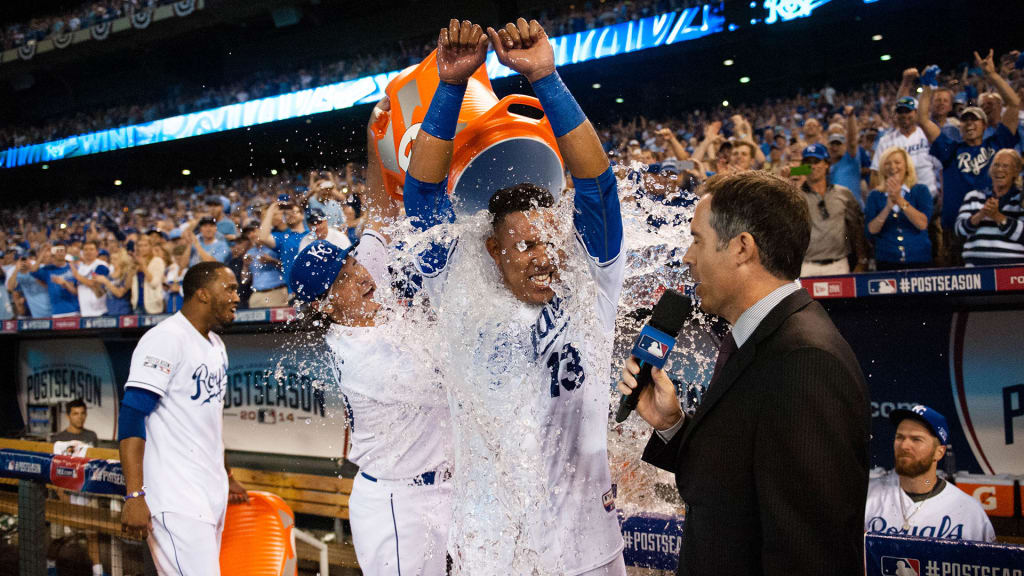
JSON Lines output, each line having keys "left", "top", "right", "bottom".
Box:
{"left": 404, "top": 18, "right": 626, "bottom": 575}
{"left": 289, "top": 97, "right": 452, "bottom": 576}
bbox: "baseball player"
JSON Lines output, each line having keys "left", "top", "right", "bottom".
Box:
{"left": 288, "top": 97, "right": 451, "bottom": 576}
{"left": 403, "top": 19, "right": 625, "bottom": 575}
{"left": 864, "top": 404, "right": 995, "bottom": 542}
{"left": 118, "top": 261, "right": 249, "bottom": 575}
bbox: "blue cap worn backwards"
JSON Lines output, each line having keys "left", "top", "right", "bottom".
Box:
{"left": 289, "top": 240, "right": 355, "bottom": 302}
{"left": 801, "top": 143, "right": 829, "bottom": 161}
{"left": 890, "top": 404, "right": 950, "bottom": 446}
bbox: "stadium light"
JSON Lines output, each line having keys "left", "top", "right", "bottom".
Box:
{"left": 271, "top": 169, "right": 278, "bottom": 175}
{"left": 114, "top": 180, "right": 122, "bottom": 186}
{"left": 723, "top": 59, "right": 734, "bottom": 66}
{"left": 59, "top": 223, "right": 67, "bottom": 230}
{"left": 615, "top": 98, "right": 624, "bottom": 104}
{"left": 872, "top": 34, "right": 883, "bottom": 41}
{"left": 592, "top": 83, "right": 601, "bottom": 89}
{"left": 880, "top": 54, "right": 892, "bottom": 61}
{"left": 739, "top": 76, "right": 750, "bottom": 84}
{"left": 181, "top": 169, "right": 191, "bottom": 175}
{"left": 41, "top": 164, "right": 48, "bottom": 170}
{"left": 916, "top": 87, "right": 923, "bottom": 93}
{"left": 722, "top": 100, "right": 730, "bottom": 107}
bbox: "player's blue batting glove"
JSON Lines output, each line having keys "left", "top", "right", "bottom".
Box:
{"left": 920, "top": 65, "right": 941, "bottom": 88}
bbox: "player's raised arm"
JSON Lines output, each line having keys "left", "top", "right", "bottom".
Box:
{"left": 404, "top": 19, "right": 488, "bottom": 231}
{"left": 488, "top": 18, "right": 621, "bottom": 263}
{"left": 365, "top": 95, "right": 400, "bottom": 243}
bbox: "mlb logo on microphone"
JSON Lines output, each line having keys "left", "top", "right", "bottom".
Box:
{"left": 881, "top": 556, "right": 920, "bottom": 575}
{"left": 638, "top": 334, "right": 668, "bottom": 359}
{"left": 868, "top": 279, "right": 898, "bottom": 295}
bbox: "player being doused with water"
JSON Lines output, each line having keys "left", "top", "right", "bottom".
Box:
{"left": 403, "top": 18, "right": 626, "bottom": 575}
{"left": 289, "top": 99, "right": 452, "bottom": 576}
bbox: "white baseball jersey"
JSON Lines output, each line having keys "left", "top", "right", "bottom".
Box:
{"left": 864, "top": 471, "right": 996, "bottom": 542}
{"left": 871, "top": 126, "right": 938, "bottom": 196}
{"left": 76, "top": 259, "right": 109, "bottom": 317}
{"left": 419, "top": 232, "right": 626, "bottom": 575}
{"left": 324, "top": 231, "right": 450, "bottom": 479}
{"left": 125, "top": 312, "right": 230, "bottom": 525}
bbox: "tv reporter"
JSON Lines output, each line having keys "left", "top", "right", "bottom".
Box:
{"left": 618, "top": 171, "right": 870, "bottom": 574}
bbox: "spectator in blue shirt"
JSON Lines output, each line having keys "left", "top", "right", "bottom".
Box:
{"left": 7, "top": 253, "right": 51, "bottom": 318}
{"left": 257, "top": 201, "right": 308, "bottom": 289}
{"left": 304, "top": 179, "right": 347, "bottom": 229}
{"left": 0, "top": 266, "right": 12, "bottom": 320}
{"left": 828, "top": 107, "right": 863, "bottom": 206}
{"left": 245, "top": 242, "right": 287, "bottom": 308}
{"left": 206, "top": 197, "right": 238, "bottom": 241}
{"left": 918, "top": 50, "right": 1020, "bottom": 266}
{"left": 30, "top": 244, "right": 80, "bottom": 317}
{"left": 865, "top": 147, "right": 933, "bottom": 270}
{"left": 189, "top": 218, "right": 231, "bottom": 265}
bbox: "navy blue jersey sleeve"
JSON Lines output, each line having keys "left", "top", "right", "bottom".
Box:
{"left": 929, "top": 132, "right": 956, "bottom": 166}
{"left": 571, "top": 166, "right": 623, "bottom": 264}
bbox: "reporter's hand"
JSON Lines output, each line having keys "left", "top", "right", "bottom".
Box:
{"left": 487, "top": 18, "right": 555, "bottom": 83}
{"left": 121, "top": 497, "right": 151, "bottom": 540}
{"left": 437, "top": 19, "right": 488, "bottom": 85}
{"left": 617, "top": 356, "right": 683, "bottom": 430}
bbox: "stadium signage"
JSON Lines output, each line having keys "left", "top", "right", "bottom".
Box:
{"left": 0, "top": 4, "right": 724, "bottom": 169}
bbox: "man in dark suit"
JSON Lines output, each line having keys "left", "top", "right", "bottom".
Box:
{"left": 619, "top": 170, "right": 870, "bottom": 574}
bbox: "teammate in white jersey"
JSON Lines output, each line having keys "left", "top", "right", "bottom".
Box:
{"left": 864, "top": 404, "right": 995, "bottom": 542}
{"left": 404, "top": 19, "right": 625, "bottom": 575}
{"left": 288, "top": 97, "right": 452, "bottom": 576}
{"left": 118, "top": 261, "right": 249, "bottom": 575}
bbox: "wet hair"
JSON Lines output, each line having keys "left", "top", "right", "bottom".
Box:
{"left": 702, "top": 171, "right": 810, "bottom": 280}
{"left": 66, "top": 398, "right": 86, "bottom": 414}
{"left": 488, "top": 183, "right": 555, "bottom": 230}
{"left": 183, "top": 261, "right": 231, "bottom": 301}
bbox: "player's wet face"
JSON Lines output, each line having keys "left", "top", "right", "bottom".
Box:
{"left": 486, "top": 210, "right": 565, "bottom": 306}
{"left": 893, "top": 419, "right": 943, "bottom": 478}
{"left": 324, "top": 258, "right": 380, "bottom": 326}
{"left": 207, "top": 267, "right": 240, "bottom": 326}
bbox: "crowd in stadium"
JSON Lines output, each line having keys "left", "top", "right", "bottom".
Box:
{"left": 0, "top": 15, "right": 1022, "bottom": 320}
{"left": 0, "top": 0, "right": 702, "bottom": 150}
{"left": 0, "top": 0, "right": 164, "bottom": 50}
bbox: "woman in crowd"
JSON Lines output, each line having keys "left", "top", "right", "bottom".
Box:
{"left": 865, "top": 146, "right": 933, "bottom": 270}
{"left": 163, "top": 244, "right": 189, "bottom": 313}
{"left": 954, "top": 149, "right": 1024, "bottom": 266}
{"left": 95, "top": 250, "right": 134, "bottom": 316}
{"left": 129, "top": 235, "right": 165, "bottom": 314}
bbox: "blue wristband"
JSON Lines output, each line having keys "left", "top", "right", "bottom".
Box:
{"left": 421, "top": 81, "right": 466, "bottom": 141}
{"left": 531, "top": 72, "right": 586, "bottom": 138}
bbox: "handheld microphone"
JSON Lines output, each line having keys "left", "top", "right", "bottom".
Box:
{"left": 615, "top": 289, "right": 691, "bottom": 423}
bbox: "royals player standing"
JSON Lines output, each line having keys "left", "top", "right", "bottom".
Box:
{"left": 118, "top": 261, "right": 248, "bottom": 575}
{"left": 288, "top": 97, "right": 452, "bottom": 576}
{"left": 404, "top": 19, "right": 625, "bottom": 575}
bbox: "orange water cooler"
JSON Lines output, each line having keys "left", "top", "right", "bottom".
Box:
{"left": 372, "top": 50, "right": 565, "bottom": 215}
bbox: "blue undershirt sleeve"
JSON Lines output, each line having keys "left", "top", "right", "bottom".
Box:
{"left": 117, "top": 387, "right": 160, "bottom": 441}
{"left": 571, "top": 166, "right": 623, "bottom": 263}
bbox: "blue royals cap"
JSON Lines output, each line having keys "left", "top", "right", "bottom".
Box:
{"left": 895, "top": 96, "right": 918, "bottom": 112}
{"left": 289, "top": 240, "right": 355, "bottom": 302}
{"left": 890, "top": 404, "right": 950, "bottom": 445}
{"left": 801, "top": 143, "right": 829, "bottom": 160}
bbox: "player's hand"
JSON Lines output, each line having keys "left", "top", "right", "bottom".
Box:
{"left": 487, "top": 18, "right": 555, "bottom": 83}
{"left": 617, "top": 356, "right": 683, "bottom": 430}
{"left": 436, "top": 19, "right": 488, "bottom": 85}
{"left": 228, "top": 477, "right": 250, "bottom": 504}
{"left": 121, "top": 497, "right": 152, "bottom": 540}
{"left": 368, "top": 95, "right": 390, "bottom": 133}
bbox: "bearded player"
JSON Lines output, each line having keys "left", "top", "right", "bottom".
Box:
{"left": 118, "top": 262, "right": 248, "bottom": 575}
{"left": 404, "top": 18, "right": 625, "bottom": 575}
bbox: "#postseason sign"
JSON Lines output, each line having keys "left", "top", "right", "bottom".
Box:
{"left": 17, "top": 339, "right": 117, "bottom": 440}
{"left": 221, "top": 334, "right": 349, "bottom": 459}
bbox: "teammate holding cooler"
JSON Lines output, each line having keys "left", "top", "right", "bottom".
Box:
{"left": 404, "top": 19, "right": 626, "bottom": 575}
{"left": 864, "top": 404, "right": 995, "bottom": 542}
{"left": 289, "top": 97, "right": 452, "bottom": 576}
{"left": 118, "top": 262, "right": 249, "bottom": 575}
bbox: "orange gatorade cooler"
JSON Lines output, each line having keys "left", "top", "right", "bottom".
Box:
{"left": 954, "top": 472, "right": 1016, "bottom": 518}
{"left": 372, "top": 50, "right": 565, "bottom": 215}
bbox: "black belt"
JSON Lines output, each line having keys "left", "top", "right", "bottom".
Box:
{"left": 808, "top": 257, "right": 844, "bottom": 265}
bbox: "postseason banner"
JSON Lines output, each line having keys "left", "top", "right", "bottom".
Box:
{"left": 17, "top": 339, "right": 118, "bottom": 440}
{"left": 220, "top": 333, "right": 350, "bottom": 459}
{"left": 865, "top": 534, "right": 1024, "bottom": 576}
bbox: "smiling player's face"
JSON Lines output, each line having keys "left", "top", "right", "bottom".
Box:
{"left": 206, "top": 267, "right": 240, "bottom": 327}
{"left": 486, "top": 209, "right": 567, "bottom": 306}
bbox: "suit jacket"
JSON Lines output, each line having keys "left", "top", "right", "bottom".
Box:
{"left": 643, "top": 289, "right": 869, "bottom": 575}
